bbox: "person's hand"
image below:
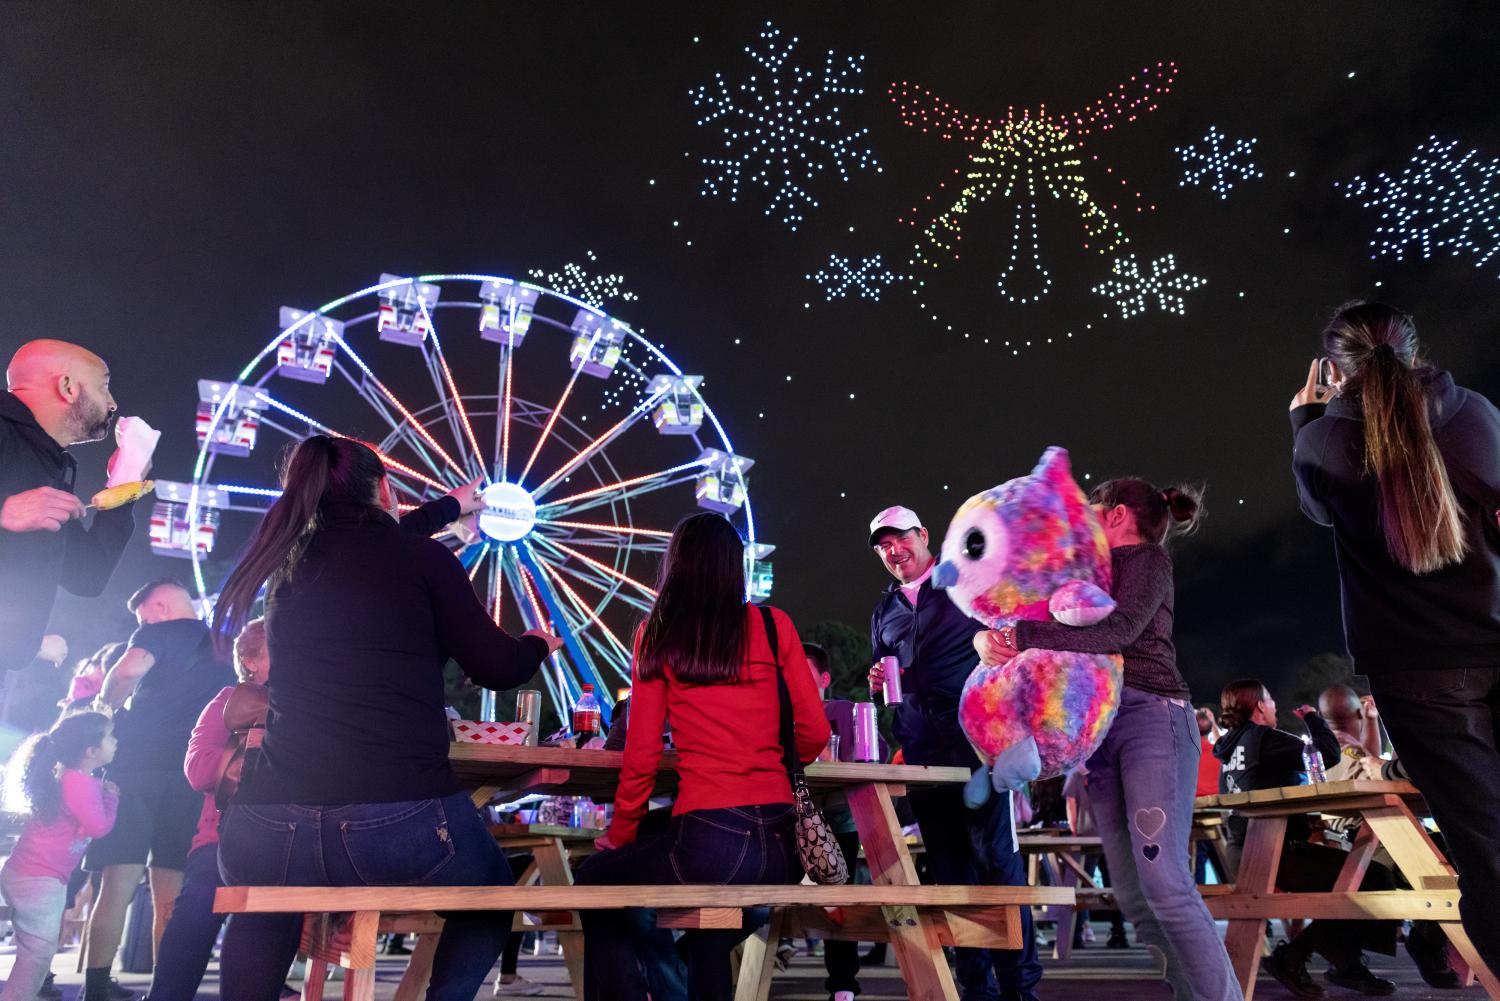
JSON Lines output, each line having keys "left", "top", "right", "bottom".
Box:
{"left": 1359, "top": 694, "right": 1378, "bottom": 720}
{"left": 523, "top": 629, "right": 565, "bottom": 656}
{"left": 2, "top": 487, "right": 86, "bottom": 532}
{"left": 1291, "top": 704, "right": 1317, "bottom": 719}
{"left": 101, "top": 780, "right": 119, "bottom": 796}
{"left": 867, "top": 660, "right": 887, "bottom": 695}
{"left": 1290, "top": 359, "right": 1336, "bottom": 411}
{"left": 594, "top": 833, "right": 620, "bottom": 852}
{"left": 36, "top": 634, "right": 68, "bottom": 666}
{"left": 445, "top": 476, "right": 487, "bottom": 517}
{"left": 974, "top": 629, "right": 1019, "bottom": 666}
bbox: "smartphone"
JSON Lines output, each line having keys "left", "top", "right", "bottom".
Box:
{"left": 1316, "top": 358, "right": 1335, "bottom": 390}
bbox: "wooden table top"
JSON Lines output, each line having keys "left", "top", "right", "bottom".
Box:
{"left": 449, "top": 742, "right": 970, "bottom": 801}
{"left": 1194, "top": 779, "right": 1422, "bottom": 815}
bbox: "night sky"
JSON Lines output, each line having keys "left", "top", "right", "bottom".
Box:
{"left": 4, "top": 2, "right": 1500, "bottom": 704}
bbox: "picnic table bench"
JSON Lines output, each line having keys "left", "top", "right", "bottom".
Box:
{"left": 1195, "top": 778, "right": 1498, "bottom": 1000}
{"left": 213, "top": 743, "right": 1073, "bottom": 1001}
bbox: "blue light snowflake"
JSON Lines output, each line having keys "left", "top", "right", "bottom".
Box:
{"left": 529, "top": 251, "right": 638, "bottom": 310}
{"left": 1338, "top": 136, "right": 1500, "bottom": 276}
{"left": 806, "top": 254, "right": 902, "bottom": 301}
{"left": 1092, "top": 253, "right": 1205, "bottom": 318}
{"left": 690, "top": 21, "right": 879, "bottom": 231}
{"left": 1175, "top": 126, "right": 1264, "bottom": 199}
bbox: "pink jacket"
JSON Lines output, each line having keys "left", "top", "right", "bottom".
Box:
{"left": 5, "top": 770, "right": 118, "bottom": 882}
{"left": 184, "top": 686, "right": 235, "bottom": 855}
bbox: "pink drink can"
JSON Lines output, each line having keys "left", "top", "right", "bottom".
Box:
{"left": 853, "top": 702, "right": 880, "bottom": 762}
{"left": 880, "top": 655, "right": 902, "bottom": 704}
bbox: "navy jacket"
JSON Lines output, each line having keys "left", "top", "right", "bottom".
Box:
{"left": 1292, "top": 370, "right": 1500, "bottom": 674}
{"left": 870, "top": 576, "right": 984, "bottom": 767}
{"left": 0, "top": 392, "right": 136, "bottom": 672}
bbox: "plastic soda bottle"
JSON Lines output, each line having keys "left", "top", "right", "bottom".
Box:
{"left": 572, "top": 685, "right": 602, "bottom": 744}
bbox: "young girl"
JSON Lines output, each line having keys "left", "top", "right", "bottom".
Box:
{"left": 976, "top": 479, "right": 1242, "bottom": 1001}
{"left": 1, "top": 712, "right": 118, "bottom": 1001}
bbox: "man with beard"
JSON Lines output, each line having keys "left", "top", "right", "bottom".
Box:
{"left": 1, "top": 339, "right": 137, "bottom": 673}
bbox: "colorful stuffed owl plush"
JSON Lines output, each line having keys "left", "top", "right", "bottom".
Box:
{"left": 933, "top": 447, "right": 1124, "bottom": 800}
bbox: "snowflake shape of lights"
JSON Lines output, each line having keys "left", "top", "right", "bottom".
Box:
{"left": 1175, "top": 125, "right": 1263, "bottom": 199}
{"left": 1092, "top": 252, "right": 1205, "bottom": 318}
{"left": 893, "top": 62, "right": 1177, "bottom": 305}
{"left": 529, "top": 251, "right": 638, "bottom": 311}
{"left": 1338, "top": 136, "right": 1500, "bottom": 276}
{"left": 806, "top": 253, "right": 902, "bottom": 301}
{"left": 690, "top": 20, "right": 879, "bottom": 231}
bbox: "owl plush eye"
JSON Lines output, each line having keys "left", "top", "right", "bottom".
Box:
{"left": 964, "top": 529, "right": 986, "bottom": 560}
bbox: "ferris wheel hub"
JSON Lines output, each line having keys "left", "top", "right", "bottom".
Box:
{"left": 477, "top": 481, "right": 538, "bottom": 543}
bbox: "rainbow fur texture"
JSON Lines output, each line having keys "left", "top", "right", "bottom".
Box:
{"left": 937, "top": 447, "right": 1124, "bottom": 782}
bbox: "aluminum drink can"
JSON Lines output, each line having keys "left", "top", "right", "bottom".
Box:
{"left": 879, "top": 655, "right": 902, "bottom": 704}
{"left": 852, "top": 702, "right": 880, "bottom": 762}
{"left": 515, "top": 690, "right": 542, "bottom": 746}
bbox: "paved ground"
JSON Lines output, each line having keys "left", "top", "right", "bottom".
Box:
{"left": 3, "top": 924, "right": 1488, "bottom": 999}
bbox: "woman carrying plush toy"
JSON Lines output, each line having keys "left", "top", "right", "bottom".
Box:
{"left": 976, "top": 480, "right": 1242, "bottom": 1001}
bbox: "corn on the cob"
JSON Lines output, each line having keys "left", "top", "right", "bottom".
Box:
{"left": 90, "top": 480, "right": 155, "bottom": 511}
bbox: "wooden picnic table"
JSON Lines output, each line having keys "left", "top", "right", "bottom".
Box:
{"left": 1018, "top": 833, "right": 1105, "bottom": 960}
{"left": 1194, "top": 779, "right": 1498, "bottom": 1000}
{"left": 443, "top": 741, "right": 1046, "bottom": 1001}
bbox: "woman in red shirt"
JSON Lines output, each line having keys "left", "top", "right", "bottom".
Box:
{"left": 576, "top": 513, "right": 830, "bottom": 1001}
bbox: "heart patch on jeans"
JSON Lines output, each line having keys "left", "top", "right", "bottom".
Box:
{"left": 1133, "top": 806, "right": 1167, "bottom": 841}
{"left": 1141, "top": 843, "right": 1161, "bottom": 863}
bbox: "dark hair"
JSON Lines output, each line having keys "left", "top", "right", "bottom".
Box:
{"left": 1219, "top": 679, "right": 1269, "bottom": 730}
{"left": 1089, "top": 478, "right": 1203, "bottom": 546}
{"left": 78, "top": 641, "right": 125, "bottom": 678}
{"left": 213, "top": 435, "right": 387, "bottom": 647}
{"left": 127, "top": 576, "right": 188, "bottom": 613}
{"left": 636, "top": 513, "right": 748, "bottom": 684}
{"left": 14, "top": 712, "right": 112, "bottom": 821}
{"left": 233, "top": 617, "right": 268, "bottom": 683}
{"left": 1322, "top": 301, "right": 1467, "bottom": 574}
{"left": 802, "top": 642, "right": 829, "bottom": 672}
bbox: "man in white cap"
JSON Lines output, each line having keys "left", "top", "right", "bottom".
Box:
{"left": 867, "top": 505, "right": 1042, "bottom": 1001}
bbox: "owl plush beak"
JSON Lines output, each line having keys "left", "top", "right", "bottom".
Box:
{"left": 933, "top": 560, "right": 959, "bottom": 589}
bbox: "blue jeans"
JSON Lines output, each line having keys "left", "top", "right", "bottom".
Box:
{"left": 907, "top": 782, "right": 1041, "bottom": 999}
{"left": 1369, "top": 667, "right": 1500, "bottom": 975}
{"left": 148, "top": 843, "right": 225, "bottom": 1001}
{"left": 217, "top": 792, "right": 512, "bottom": 1001}
{"left": 1087, "top": 686, "right": 1241, "bottom": 1001}
{"left": 0, "top": 868, "right": 66, "bottom": 1001}
{"left": 574, "top": 804, "right": 798, "bottom": 1001}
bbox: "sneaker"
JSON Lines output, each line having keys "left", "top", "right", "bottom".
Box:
{"left": 106, "top": 980, "right": 134, "bottom": 1001}
{"left": 773, "top": 941, "right": 796, "bottom": 971}
{"left": 1324, "top": 959, "right": 1397, "bottom": 996}
{"left": 832, "top": 993, "right": 856, "bottom": 1001}
{"left": 37, "top": 973, "right": 63, "bottom": 1001}
{"left": 1106, "top": 928, "right": 1129, "bottom": 949}
{"left": 1262, "top": 941, "right": 1325, "bottom": 999}
{"left": 493, "top": 974, "right": 547, "bottom": 996}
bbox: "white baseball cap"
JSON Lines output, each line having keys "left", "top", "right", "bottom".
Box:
{"left": 868, "top": 505, "right": 923, "bottom": 547}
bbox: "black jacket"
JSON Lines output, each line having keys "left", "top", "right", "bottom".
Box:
{"left": 870, "top": 576, "right": 985, "bottom": 767}
{"left": 1292, "top": 370, "right": 1500, "bottom": 674}
{"left": 1214, "top": 711, "right": 1339, "bottom": 842}
{"left": 240, "top": 499, "right": 550, "bottom": 805}
{"left": 0, "top": 392, "right": 136, "bottom": 672}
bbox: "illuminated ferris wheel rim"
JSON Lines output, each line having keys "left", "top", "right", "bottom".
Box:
{"left": 184, "top": 272, "right": 759, "bottom": 600}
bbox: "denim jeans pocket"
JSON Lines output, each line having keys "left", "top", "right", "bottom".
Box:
{"left": 337, "top": 799, "right": 456, "bottom": 885}
{"left": 219, "top": 806, "right": 297, "bottom": 886}
{"left": 669, "top": 811, "right": 751, "bottom": 885}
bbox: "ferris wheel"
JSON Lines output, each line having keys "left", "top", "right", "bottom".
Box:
{"left": 154, "top": 272, "right": 770, "bottom": 723}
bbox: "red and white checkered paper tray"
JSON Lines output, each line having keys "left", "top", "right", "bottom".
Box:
{"left": 450, "top": 720, "right": 533, "bottom": 745}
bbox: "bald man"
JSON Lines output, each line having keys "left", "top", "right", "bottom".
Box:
{"left": 1317, "top": 684, "right": 1384, "bottom": 758}
{"left": 1, "top": 339, "right": 136, "bottom": 672}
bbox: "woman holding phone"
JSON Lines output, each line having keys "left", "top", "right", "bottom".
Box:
{"left": 1290, "top": 300, "right": 1500, "bottom": 976}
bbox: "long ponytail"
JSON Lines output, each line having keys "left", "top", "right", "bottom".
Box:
{"left": 9, "top": 712, "right": 112, "bottom": 821}
{"left": 213, "top": 435, "right": 386, "bottom": 648}
{"left": 1323, "top": 302, "right": 1467, "bottom": 574}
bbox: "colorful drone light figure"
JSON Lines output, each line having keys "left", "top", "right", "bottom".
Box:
{"left": 892, "top": 62, "right": 1177, "bottom": 304}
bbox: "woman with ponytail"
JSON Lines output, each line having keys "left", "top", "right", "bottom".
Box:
{"left": 1291, "top": 300, "right": 1500, "bottom": 975}
{"left": 1, "top": 712, "right": 117, "bottom": 1001}
{"left": 976, "top": 478, "right": 1243, "bottom": 1001}
{"left": 210, "top": 435, "right": 562, "bottom": 1001}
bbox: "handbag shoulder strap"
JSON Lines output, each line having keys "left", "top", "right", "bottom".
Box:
{"left": 757, "top": 604, "right": 804, "bottom": 780}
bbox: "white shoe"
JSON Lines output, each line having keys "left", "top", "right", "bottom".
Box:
{"left": 833, "top": 992, "right": 856, "bottom": 1001}
{"left": 493, "top": 974, "right": 547, "bottom": 996}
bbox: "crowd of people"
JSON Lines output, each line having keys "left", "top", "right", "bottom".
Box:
{"left": 0, "top": 298, "right": 1497, "bottom": 1001}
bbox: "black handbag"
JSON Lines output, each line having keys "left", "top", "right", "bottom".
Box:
{"left": 759, "top": 604, "right": 849, "bottom": 885}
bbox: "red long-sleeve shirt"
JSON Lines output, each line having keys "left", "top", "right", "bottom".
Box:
{"left": 606, "top": 605, "right": 831, "bottom": 845}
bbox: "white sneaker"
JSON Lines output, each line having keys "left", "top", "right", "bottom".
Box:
{"left": 493, "top": 974, "right": 547, "bottom": 996}
{"left": 833, "top": 992, "right": 856, "bottom": 1001}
